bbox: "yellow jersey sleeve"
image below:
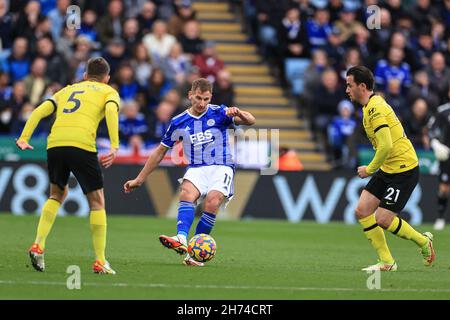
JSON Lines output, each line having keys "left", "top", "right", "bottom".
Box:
{"left": 363, "top": 95, "right": 418, "bottom": 174}
{"left": 18, "top": 100, "right": 55, "bottom": 143}
{"left": 104, "top": 89, "right": 120, "bottom": 149}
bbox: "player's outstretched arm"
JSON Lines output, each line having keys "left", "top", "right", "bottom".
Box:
{"left": 226, "top": 107, "right": 256, "bottom": 126}
{"left": 123, "top": 144, "right": 169, "bottom": 193}
{"left": 16, "top": 100, "right": 55, "bottom": 151}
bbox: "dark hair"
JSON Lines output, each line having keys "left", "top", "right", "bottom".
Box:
{"left": 346, "top": 66, "right": 375, "bottom": 90}
{"left": 86, "top": 57, "right": 110, "bottom": 80}
{"left": 191, "top": 78, "right": 212, "bottom": 93}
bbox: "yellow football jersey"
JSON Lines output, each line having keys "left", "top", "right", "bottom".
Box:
{"left": 362, "top": 95, "right": 418, "bottom": 173}
{"left": 47, "top": 81, "right": 120, "bottom": 152}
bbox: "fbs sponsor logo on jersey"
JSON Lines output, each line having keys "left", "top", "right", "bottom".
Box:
{"left": 190, "top": 130, "right": 213, "bottom": 145}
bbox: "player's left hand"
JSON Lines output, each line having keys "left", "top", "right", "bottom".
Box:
{"left": 357, "top": 166, "right": 370, "bottom": 178}
{"left": 15, "top": 139, "right": 34, "bottom": 151}
{"left": 101, "top": 148, "right": 117, "bottom": 168}
{"left": 226, "top": 106, "right": 241, "bottom": 117}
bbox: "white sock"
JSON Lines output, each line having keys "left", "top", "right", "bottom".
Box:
{"left": 177, "top": 234, "right": 187, "bottom": 246}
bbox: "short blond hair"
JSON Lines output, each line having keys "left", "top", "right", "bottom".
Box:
{"left": 191, "top": 78, "right": 212, "bottom": 93}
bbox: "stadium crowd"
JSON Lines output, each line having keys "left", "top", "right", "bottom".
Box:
{"left": 241, "top": 0, "right": 449, "bottom": 168}
{"left": 0, "top": 0, "right": 449, "bottom": 168}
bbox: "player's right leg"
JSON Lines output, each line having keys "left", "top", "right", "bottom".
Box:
{"left": 29, "top": 184, "right": 67, "bottom": 272}
{"left": 29, "top": 147, "right": 71, "bottom": 272}
{"left": 159, "top": 179, "right": 201, "bottom": 255}
{"left": 356, "top": 190, "right": 396, "bottom": 271}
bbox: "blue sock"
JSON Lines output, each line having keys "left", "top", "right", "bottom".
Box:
{"left": 177, "top": 201, "right": 195, "bottom": 239}
{"left": 195, "top": 212, "right": 216, "bottom": 235}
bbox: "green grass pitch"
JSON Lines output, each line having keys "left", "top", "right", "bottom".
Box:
{"left": 1, "top": 214, "right": 450, "bottom": 300}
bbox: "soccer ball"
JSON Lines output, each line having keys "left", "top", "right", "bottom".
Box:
{"left": 188, "top": 234, "right": 217, "bottom": 263}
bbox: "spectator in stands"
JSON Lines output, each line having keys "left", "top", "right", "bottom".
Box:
{"left": 327, "top": 99, "right": 356, "bottom": 168}
{"left": 119, "top": 99, "right": 149, "bottom": 150}
{"left": 79, "top": 9, "right": 100, "bottom": 45}
{"left": 311, "top": 68, "right": 345, "bottom": 143}
{"left": 142, "top": 20, "right": 176, "bottom": 59}
{"left": 156, "top": 42, "right": 191, "bottom": 86}
{"left": 431, "top": 19, "right": 446, "bottom": 52}
{"left": 56, "top": 24, "right": 78, "bottom": 62}
{"left": 143, "top": 67, "right": 172, "bottom": 110}
{"left": 382, "top": 0, "right": 405, "bottom": 22}
{"left": 279, "top": 7, "right": 310, "bottom": 59}
{"left": 336, "top": 47, "right": 361, "bottom": 84}
{"left": 36, "top": 36, "right": 68, "bottom": 86}
{"left": 0, "top": 0, "right": 14, "bottom": 51}
{"left": 408, "top": 0, "right": 440, "bottom": 29}
{"left": 389, "top": 31, "right": 418, "bottom": 72}
{"left": 415, "top": 28, "right": 436, "bottom": 70}
{"left": 277, "top": 146, "right": 304, "bottom": 171}
{"left": 6, "top": 37, "right": 31, "bottom": 83}
{"left": 162, "top": 89, "right": 184, "bottom": 115}
{"left": 427, "top": 52, "right": 450, "bottom": 104}
{"left": 176, "top": 65, "right": 201, "bottom": 109}
{"left": 0, "top": 72, "right": 13, "bottom": 133}
{"left": 211, "top": 69, "right": 235, "bottom": 107}
{"left": 116, "top": 62, "right": 140, "bottom": 101}
{"left": 0, "top": 71, "right": 12, "bottom": 102}
{"left": 136, "top": 1, "right": 157, "bottom": 38}
{"left": 28, "top": 15, "right": 53, "bottom": 55}
{"left": 147, "top": 99, "right": 177, "bottom": 144}
{"left": 403, "top": 98, "right": 430, "bottom": 148}
{"left": 168, "top": 0, "right": 197, "bottom": 37}
{"left": 13, "top": 0, "right": 43, "bottom": 40}
{"left": 123, "top": 18, "right": 141, "bottom": 56}
{"left": 130, "top": 42, "right": 153, "bottom": 87}
{"left": 103, "top": 37, "right": 127, "bottom": 78}
{"left": 254, "top": 0, "right": 292, "bottom": 59}
{"left": 368, "top": 8, "right": 392, "bottom": 58}
{"left": 96, "top": 0, "right": 125, "bottom": 45}
{"left": 193, "top": 41, "right": 225, "bottom": 83}
{"left": 333, "top": 6, "right": 364, "bottom": 47}
{"left": 8, "top": 81, "right": 29, "bottom": 120}
{"left": 278, "top": 6, "right": 310, "bottom": 89}
{"left": 123, "top": 0, "right": 148, "bottom": 19}
{"left": 306, "top": 7, "right": 334, "bottom": 51}
{"left": 407, "top": 69, "right": 440, "bottom": 114}
{"left": 48, "top": 0, "right": 71, "bottom": 42}
{"left": 384, "top": 78, "right": 407, "bottom": 118}
{"left": 326, "top": 0, "right": 344, "bottom": 23}
{"left": 374, "top": 47, "right": 412, "bottom": 93}
{"left": 23, "top": 57, "right": 50, "bottom": 105}
{"left": 69, "top": 35, "right": 94, "bottom": 83}
{"left": 350, "top": 25, "right": 373, "bottom": 67}
{"left": 178, "top": 19, "right": 205, "bottom": 57}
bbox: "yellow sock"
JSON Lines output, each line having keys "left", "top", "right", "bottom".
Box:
{"left": 35, "top": 199, "right": 60, "bottom": 249}
{"left": 90, "top": 209, "right": 107, "bottom": 264}
{"left": 359, "top": 213, "right": 395, "bottom": 263}
{"left": 387, "top": 216, "right": 427, "bottom": 247}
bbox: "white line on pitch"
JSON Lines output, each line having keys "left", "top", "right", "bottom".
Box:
{"left": 1, "top": 280, "right": 450, "bottom": 293}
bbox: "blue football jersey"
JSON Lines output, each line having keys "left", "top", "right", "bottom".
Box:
{"left": 161, "top": 104, "right": 235, "bottom": 168}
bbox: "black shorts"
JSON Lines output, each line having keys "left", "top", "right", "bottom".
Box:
{"left": 364, "top": 166, "right": 419, "bottom": 213}
{"left": 47, "top": 147, "right": 103, "bottom": 194}
{"left": 439, "top": 159, "right": 450, "bottom": 184}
